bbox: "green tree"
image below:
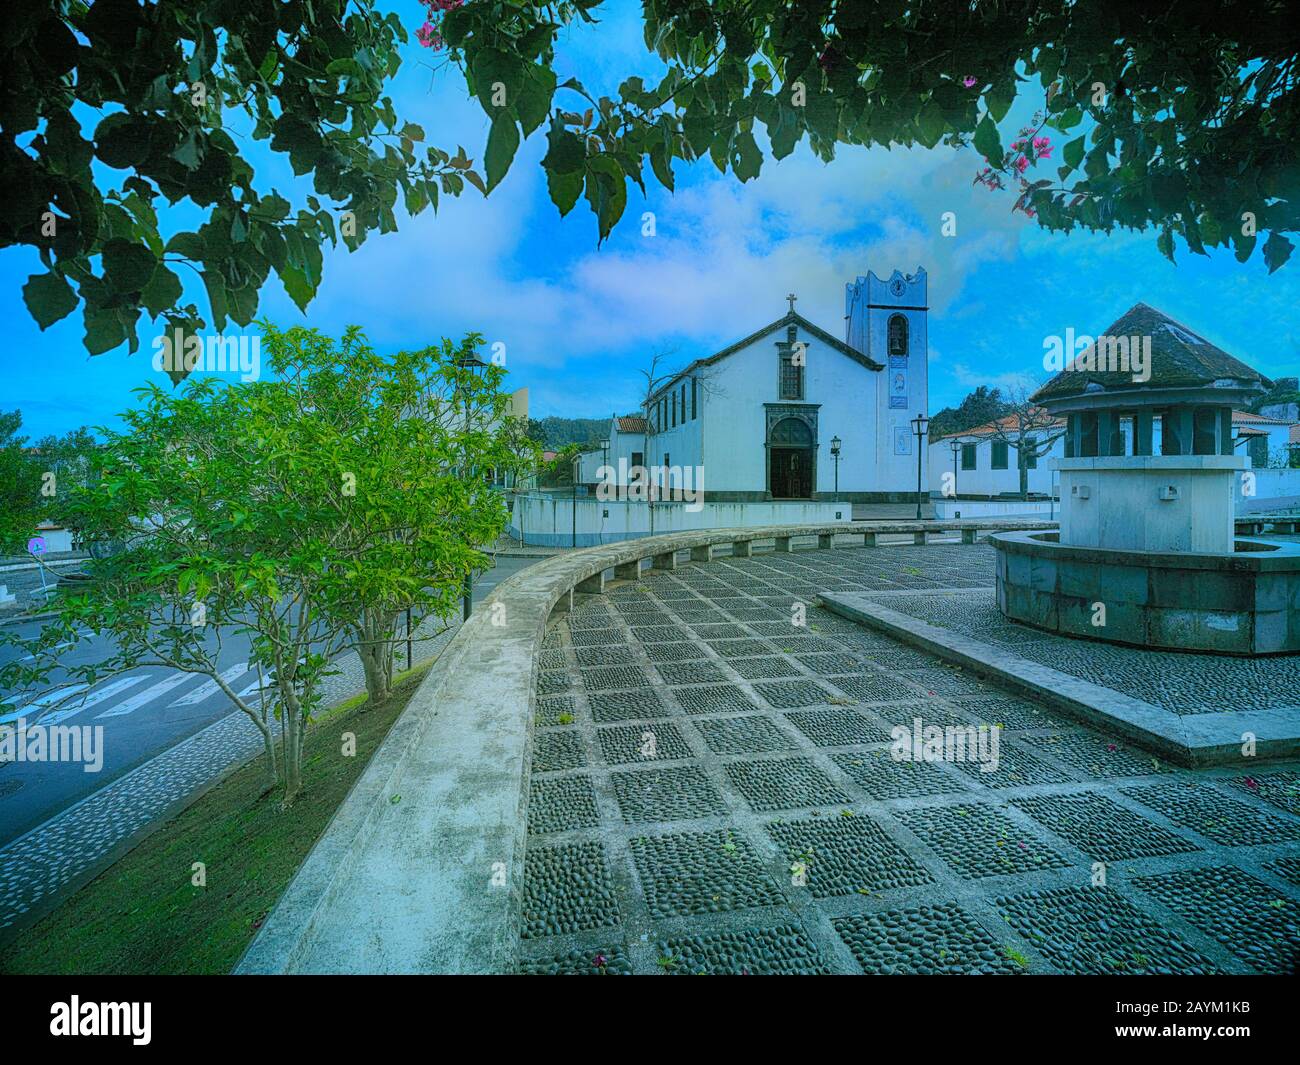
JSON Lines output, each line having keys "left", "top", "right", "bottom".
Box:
{"left": 927, "top": 386, "right": 1010, "bottom": 442}
{"left": 539, "top": 441, "right": 584, "bottom": 486}
{"left": 439, "top": 1, "right": 1298, "bottom": 268}
{"left": 8, "top": 1, "right": 483, "bottom": 367}
{"left": 31, "top": 426, "right": 101, "bottom": 524}
{"left": 0, "top": 325, "right": 532, "bottom": 804}
{"left": 0, "top": 411, "right": 45, "bottom": 554}
{"left": 529, "top": 415, "right": 609, "bottom": 448}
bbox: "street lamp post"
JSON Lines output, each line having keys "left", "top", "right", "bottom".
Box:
{"left": 949, "top": 438, "right": 961, "bottom": 500}
{"left": 830, "top": 435, "right": 842, "bottom": 502}
{"left": 910, "top": 412, "right": 930, "bottom": 520}
{"left": 572, "top": 455, "right": 579, "bottom": 549}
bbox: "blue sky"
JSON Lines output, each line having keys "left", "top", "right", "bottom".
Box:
{"left": 3, "top": 0, "right": 1297, "bottom": 440}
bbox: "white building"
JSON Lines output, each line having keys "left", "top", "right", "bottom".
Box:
{"left": 928, "top": 414, "right": 1066, "bottom": 499}
{"left": 928, "top": 407, "right": 1296, "bottom": 502}
{"left": 1231, "top": 410, "right": 1297, "bottom": 468}
{"left": 575, "top": 415, "right": 650, "bottom": 489}
{"left": 588, "top": 270, "right": 931, "bottom": 503}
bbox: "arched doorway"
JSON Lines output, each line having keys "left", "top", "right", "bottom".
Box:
{"left": 769, "top": 416, "right": 814, "bottom": 498}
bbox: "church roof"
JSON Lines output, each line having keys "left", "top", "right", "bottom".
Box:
{"left": 615, "top": 415, "right": 648, "bottom": 433}
{"left": 1033, "top": 303, "right": 1270, "bottom": 403}
{"left": 648, "top": 310, "right": 882, "bottom": 400}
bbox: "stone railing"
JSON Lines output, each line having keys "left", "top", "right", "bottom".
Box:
{"left": 236, "top": 518, "right": 1055, "bottom": 975}
{"left": 1236, "top": 514, "right": 1300, "bottom": 536}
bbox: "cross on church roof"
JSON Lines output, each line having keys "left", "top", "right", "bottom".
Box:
{"left": 786, "top": 293, "right": 797, "bottom": 313}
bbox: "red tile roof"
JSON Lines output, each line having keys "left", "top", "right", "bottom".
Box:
{"left": 1232, "top": 409, "right": 1294, "bottom": 425}
{"left": 933, "top": 411, "right": 1064, "bottom": 442}
{"left": 616, "top": 416, "right": 648, "bottom": 433}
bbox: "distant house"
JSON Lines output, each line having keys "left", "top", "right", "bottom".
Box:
{"left": 1231, "top": 410, "right": 1296, "bottom": 467}
{"left": 576, "top": 414, "right": 650, "bottom": 490}
{"left": 927, "top": 413, "right": 1065, "bottom": 499}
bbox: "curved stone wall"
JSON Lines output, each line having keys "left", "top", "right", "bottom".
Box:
{"left": 993, "top": 530, "right": 1300, "bottom": 656}
{"left": 237, "top": 519, "right": 1054, "bottom": 974}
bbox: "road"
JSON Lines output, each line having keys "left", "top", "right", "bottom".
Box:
{"left": 0, "top": 554, "right": 541, "bottom": 848}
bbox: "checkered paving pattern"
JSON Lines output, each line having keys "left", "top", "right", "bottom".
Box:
{"left": 518, "top": 543, "right": 1300, "bottom": 976}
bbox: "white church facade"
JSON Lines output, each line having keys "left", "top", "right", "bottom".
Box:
{"left": 586, "top": 269, "right": 931, "bottom": 504}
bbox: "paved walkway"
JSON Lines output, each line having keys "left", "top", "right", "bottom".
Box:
{"left": 0, "top": 614, "right": 460, "bottom": 937}
{"left": 520, "top": 543, "right": 1300, "bottom": 974}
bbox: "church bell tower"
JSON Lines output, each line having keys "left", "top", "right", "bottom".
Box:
{"left": 845, "top": 269, "right": 929, "bottom": 499}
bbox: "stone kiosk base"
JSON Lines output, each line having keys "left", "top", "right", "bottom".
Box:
{"left": 992, "top": 530, "right": 1300, "bottom": 655}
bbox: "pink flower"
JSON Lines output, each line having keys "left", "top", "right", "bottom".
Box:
{"left": 1015, "top": 155, "right": 1030, "bottom": 173}
{"left": 1033, "top": 136, "right": 1053, "bottom": 159}
{"left": 1024, "top": 206, "right": 1037, "bottom": 218}
{"left": 963, "top": 76, "right": 977, "bottom": 88}
{"left": 416, "top": 21, "right": 437, "bottom": 47}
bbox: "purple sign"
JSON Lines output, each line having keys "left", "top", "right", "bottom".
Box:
{"left": 27, "top": 536, "right": 46, "bottom": 556}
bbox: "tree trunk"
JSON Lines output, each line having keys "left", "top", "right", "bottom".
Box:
{"left": 280, "top": 696, "right": 304, "bottom": 807}
{"left": 215, "top": 668, "right": 279, "bottom": 796}
{"left": 357, "top": 609, "right": 395, "bottom": 705}
{"left": 358, "top": 638, "right": 392, "bottom": 705}
{"left": 260, "top": 724, "right": 278, "bottom": 795}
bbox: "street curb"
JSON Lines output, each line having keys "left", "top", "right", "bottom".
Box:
{"left": 494, "top": 549, "right": 564, "bottom": 558}
{"left": 0, "top": 610, "right": 60, "bottom": 628}
{"left": 819, "top": 591, "right": 1300, "bottom": 768}
{"left": 0, "top": 627, "right": 458, "bottom": 947}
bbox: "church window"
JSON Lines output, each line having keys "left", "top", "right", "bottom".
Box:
{"left": 887, "top": 314, "right": 909, "bottom": 356}
{"left": 631, "top": 451, "right": 643, "bottom": 470}
{"left": 691, "top": 377, "right": 697, "bottom": 419}
{"left": 681, "top": 383, "right": 687, "bottom": 424}
{"left": 779, "top": 347, "right": 804, "bottom": 400}
{"left": 671, "top": 392, "right": 677, "bottom": 427}
{"left": 961, "top": 443, "right": 976, "bottom": 470}
{"left": 991, "top": 441, "right": 1009, "bottom": 469}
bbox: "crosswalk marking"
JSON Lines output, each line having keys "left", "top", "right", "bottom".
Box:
{"left": 21, "top": 641, "right": 75, "bottom": 663}
{"left": 170, "top": 663, "right": 251, "bottom": 707}
{"left": 0, "top": 685, "right": 90, "bottom": 726}
{"left": 39, "top": 675, "right": 152, "bottom": 725}
{"left": 236, "top": 676, "right": 271, "bottom": 699}
{"left": 95, "top": 673, "right": 195, "bottom": 719}
{"left": 235, "top": 656, "right": 302, "bottom": 701}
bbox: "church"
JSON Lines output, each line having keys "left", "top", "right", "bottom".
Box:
{"left": 586, "top": 268, "right": 930, "bottom": 504}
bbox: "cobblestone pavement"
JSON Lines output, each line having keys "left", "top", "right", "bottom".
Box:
{"left": 519, "top": 543, "right": 1300, "bottom": 975}
{"left": 0, "top": 614, "right": 459, "bottom": 936}
{"left": 867, "top": 560, "right": 1300, "bottom": 715}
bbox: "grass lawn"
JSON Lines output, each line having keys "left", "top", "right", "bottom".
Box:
{"left": 1, "top": 668, "right": 428, "bottom": 975}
